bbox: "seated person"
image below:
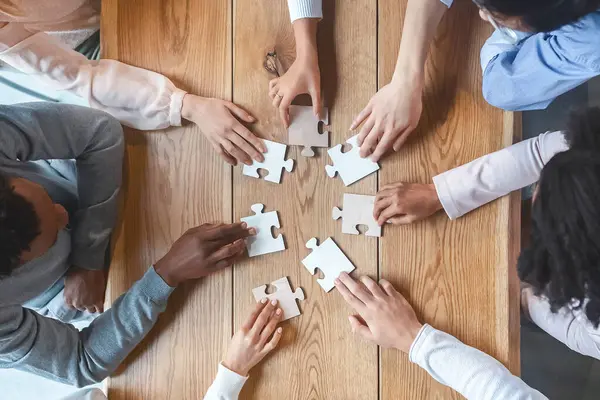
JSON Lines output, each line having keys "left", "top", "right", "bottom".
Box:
{"left": 374, "top": 107, "right": 600, "bottom": 360}
{"left": 335, "top": 273, "right": 547, "bottom": 400}
{"left": 0, "top": 102, "right": 255, "bottom": 386}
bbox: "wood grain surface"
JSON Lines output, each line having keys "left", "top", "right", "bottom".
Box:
{"left": 378, "top": 0, "right": 520, "bottom": 399}
{"left": 101, "top": 1, "right": 233, "bottom": 399}
{"left": 232, "top": 0, "right": 378, "bottom": 398}
{"left": 102, "top": 0, "right": 520, "bottom": 399}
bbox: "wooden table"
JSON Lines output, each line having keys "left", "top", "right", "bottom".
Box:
{"left": 102, "top": 0, "right": 521, "bottom": 398}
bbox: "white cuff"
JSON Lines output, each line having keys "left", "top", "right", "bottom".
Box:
{"left": 408, "top": 324, "right": 435, "bottom": 364}
{"left": 288, "top": 0, "right": 323, "bottom": 22}
{"left": 169, "top": 88, "right": 187, "bottom": 127}
{"left": 432, "top": 174, "right": 461, "bottom": 220}
{"left": 205, "top": 364, "right": 248, "bottom": 399}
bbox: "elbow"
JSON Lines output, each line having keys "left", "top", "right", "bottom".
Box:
{"left": 98, "top": 114, "right": 125, "bottom": 155}
{"left": 72, "top": 365, "right": 112, "bottom": 388}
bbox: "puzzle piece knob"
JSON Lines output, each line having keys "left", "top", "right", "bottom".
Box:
{"left": 332, "top": 207, "right": 343, "bottom": 221}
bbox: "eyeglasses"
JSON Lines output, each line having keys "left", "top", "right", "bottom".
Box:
{"left": 486, "top": 13, "right": 520, "bottom": 45}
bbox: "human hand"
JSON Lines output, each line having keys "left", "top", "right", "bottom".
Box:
{"left": 335, "top": 273, "right": 423, "bottom": 353}
{"left": 154, "top": 222, "right": 255, "bottom": 287}
{"left": 64, "top": 267, "right": 107, "bottom": 313}
{"left": 351, "top": 79, "right": 423, "bottom": 162}
{"left": 182, "top": 95, "right": 266, "bottom": 166}
{"left": 374, "top": 182, "right": 442, "bottom": 225}
{"left": 269, "top": 19, "right": 321, "bottom": 127}
{"left": 222, "top": 298, "right": 284, "bottom": 376}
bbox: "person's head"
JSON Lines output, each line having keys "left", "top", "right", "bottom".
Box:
{"left": 474, "top": 0, "right": 600, "bottom": 32}
{"left": 0, "top": 173, "right": 69, "bottom": 278}
{"left": 518, "top": 107, "right": 600, "bottom": 326}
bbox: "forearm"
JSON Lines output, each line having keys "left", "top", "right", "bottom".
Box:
{"left": 0, "top": 267, "right": 174, "bottom": 387}
{"left": 433, "top": 130, "right": 568, "bottom": 219}
{"left": 410, "top": 325, "right": 547, "bottom": 400}
{"left": 0, "top": 32, "right": 186, "bottom": 130}
{"left": 293, "top": 18, "right": 318, "bottom": 60}
{"left": 392, "top": 0, "right": 448, "bottom": 85}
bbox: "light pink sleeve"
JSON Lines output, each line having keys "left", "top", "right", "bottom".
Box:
{"left": 0, "top": 27, "right": 187, "bottom": 130}
{"left": 433, "top": 130, "right": 569, "bottom": 220}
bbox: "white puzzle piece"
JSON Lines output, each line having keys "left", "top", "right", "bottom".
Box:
{"left": 332, "top": 193, "right": 381, "bottom": 237}
{"left": 242, "top": 139, "right": 294, "bottom": 183}
{"left": 325, "top": 135, "right": 380, "bottom": 186}
{"left": 302, "top": 237, "right": 356, "bottom": 292}
{"left": 288, "top": 105, "right": 330, "bottom": 157}
{"left": 252, "top": 277, "right": 305, "bottom": 321}
{"left": 240, "top": 204, "right": 285, "bottom": 257}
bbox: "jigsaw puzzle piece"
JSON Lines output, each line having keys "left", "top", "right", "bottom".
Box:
{"left": 288, "top": 105, "right": 330, "bottom": 158}
{"left": 332, "top": 194, "right": 381, "bottom": 237}
{"left": 302, "top": 237, "right": 356, "bottom": 292}
{"left": 252, "top": 277, "right": 305, "bottom": 321}
{"left": 241, "top": 203, "right": 285, "bottom": 257}
{"left": 325, "top": 135, "right": 380, "bottom": 186}
{"left": 242, "top": 139, "right": 294, "bottom": 183}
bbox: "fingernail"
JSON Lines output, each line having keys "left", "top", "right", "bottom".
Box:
{"left": 249, "top": 228, "right": 257, "bottom": 235}
{"left": 334, "top": 278, "right": 340, "bottom": 285}
{"left": 277, "top": 327, "right": 283, "bottom": 333}
{"left": 241, "top": 222, "right": 247, "bottom": 228}
{"left": 261, "top": 298, "right": 268, "bottom": 304}
{"left": 276, "top": 308, "right": 282, "bottom": 315}
{"left": 271, "top": 299, "right": 278, "bottom": 306}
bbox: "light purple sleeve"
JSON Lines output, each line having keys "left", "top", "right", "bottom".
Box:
{"left": 433, "top": 130, "right": 568, "bottom": 220}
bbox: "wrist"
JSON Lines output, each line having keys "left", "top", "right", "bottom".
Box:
{"left": 182, "top": 94, "right": 206, "bottom": 122}
{"left": 154, "top": 259, "right": 178, "bottom": 288}
{"left": 397, "top": 322, "right": 424, "bottom": 353}
{"left": 293, "top": 19, "right": 318, "bottom": 59}
{"left": 428, "top": 183, "right": 443, "bottom": 212}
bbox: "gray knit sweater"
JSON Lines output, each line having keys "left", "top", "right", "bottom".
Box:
{"left": 0, "top": 103, "right": 174, "bottom": 387}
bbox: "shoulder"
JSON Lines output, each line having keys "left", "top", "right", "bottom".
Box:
{"left": 552, "top": 11, "right": 600, "bottom": 68}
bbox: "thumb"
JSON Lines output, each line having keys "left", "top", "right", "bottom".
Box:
{"left": 310, "top": 88, "right": 323, "bottom": 120}
{"left": 348, "top": 315, "right": 374, "bottom": 341}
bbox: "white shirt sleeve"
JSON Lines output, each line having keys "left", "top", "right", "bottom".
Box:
{"left": 287, "top": 0, "right": 323, "bottom": 22}
{"left": 433, "top": 130, "right": 569, "bottom": 219}
{"left": 203, "top": 364, "right": 249, "bottom": 400}
{"left": 525, "top": 292, "right": 600, "bottom": 360}
{"left": 410, "top": 325, "right": 548, "bottom": 400}
{"left": 0, "top": 27, "right": 186, "bottom": 131}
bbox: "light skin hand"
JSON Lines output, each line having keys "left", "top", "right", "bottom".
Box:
{"left": 373, "top": 182, "right": 442, "bottom": 225}
{"left": 181, "top": 94, "right": 266, "bottom": 166}
{"left": 334, "top": 273, "right": 423, "bottom": 353}
{"left": 154, "top": 222, "right": 256, "bottom": 287}
{"left": 269, "top": 18, "right": 321, "bottom": 127}
{"left": 64, "top": 267, "right": 107, "bottom": 314}
{"left": 351, "top": 79, "right": 423, "bottom": 162}
{"left": 222, "top": 299, "right": 284, "bottom": 376}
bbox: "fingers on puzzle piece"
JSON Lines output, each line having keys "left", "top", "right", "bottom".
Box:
{"left": 332, "top": 194, "right": 382, "bottom": 237}
{"left": 302, "top": 237, "right": 356, "bottom": 292}
{"left": 252, "top": 277, "right": 305, "bottom": 321}
{"left": 242, "top": 139, "right": 294, "bottom": 184}
{"left": 240, "top": 203, "right": 285, "bottom": 257}
{"left": 288, "top": 105, "right": 330, "bottom": 158}
{"left": 325, "top": 135, "right": 380, "bottom": 186}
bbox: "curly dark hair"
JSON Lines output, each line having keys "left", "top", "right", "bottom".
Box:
{"left": 518, "top": 108, "right": 600, "bottom": 327}
{"left": 0, "top": 173, "right": 40, "bottom": 278}
{"left": 476, "top": 0, "right": 600, "bottom": 32}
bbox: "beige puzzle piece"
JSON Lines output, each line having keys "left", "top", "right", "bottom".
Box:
{"left": 252, "top": 277, "right": 305, "bottom": 321}
{"left": 288, "top": 105, "right": 330, "bottom": 157}
{"left": 333, "top": 193, "right": 381, "bottom": 237}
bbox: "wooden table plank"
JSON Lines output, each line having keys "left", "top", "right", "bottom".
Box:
{"left": 101, "top": 1, "right": 233, "bottom": 399}
{"left": 378, "top": 1, "right": 521, "bottom": 399}
{"left": 232, "top": 0, "right": 378, "bottom": 398}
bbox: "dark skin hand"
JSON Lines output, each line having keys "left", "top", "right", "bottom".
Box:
{"left": 64, "top": 267, "right": 107, "bottom": 313}
{"left": 374, "top": 182, "right": 443, "bottom": 225}
{"left": 154, "top": 222, "right": 256, "bottom": 287}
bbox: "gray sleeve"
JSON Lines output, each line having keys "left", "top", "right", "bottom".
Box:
{"left": 0, "top": 267, "right": 174, "bottom": 387}
{"left": 0, "top": 103, "right": 124, "bottom": 270}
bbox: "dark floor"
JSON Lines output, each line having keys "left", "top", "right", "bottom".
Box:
{"left": 520, "top": 79, "right": 600, "bottom": 399}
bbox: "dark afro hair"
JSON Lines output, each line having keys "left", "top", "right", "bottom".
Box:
{"left": 519, "top": 108, "right": 600, "bottom": 326}
{"left": 0, "top": 173, "right": 40, "bottom": 278}
{"left": 476, "top": 0, "right": 600, "bottom": 32}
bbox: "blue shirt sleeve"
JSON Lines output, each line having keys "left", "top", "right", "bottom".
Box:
{"left": 481, "top": 13, "right": 600, "bottom": 111}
